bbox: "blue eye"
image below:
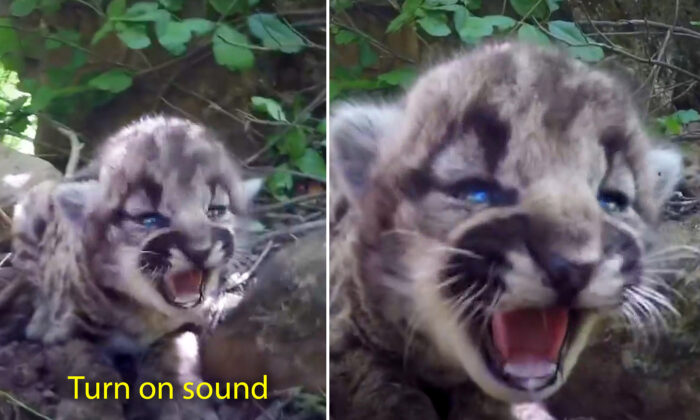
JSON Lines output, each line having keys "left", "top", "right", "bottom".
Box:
{"left": 138, "top": 213, "right": 170, "bottom": 229}
{"left": 466, "top": 190, "right": 490, "bottom": 205}
{"left": 597, "top": 191, "right": 629, "bottom": 213}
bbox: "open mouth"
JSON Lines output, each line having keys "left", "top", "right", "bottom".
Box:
{"left": 161, "top": 269, "right": 207, "bottom": 308}
{"left": 480, "top": 307, "right": 583, "bottom": 392}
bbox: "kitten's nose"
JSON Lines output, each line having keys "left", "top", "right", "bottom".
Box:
{"left": 540, "top": 253, "right": 594, "bottom": 305}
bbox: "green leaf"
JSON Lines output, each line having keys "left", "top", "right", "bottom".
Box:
{"left": 7, "top": 96, "right": 28, "bottom": 112}
{"left": 247, "top": 13, "right": 305, "bottom": 53}
{"left": 182, "top": 18, "right": 216, "bottom": 36}
{"left": 157, "top": 21, "right": 192, "bottom": 55}
{"left": 266, "top": 164, "right": 293, "bottom": 197}
{"left": 251, "top": 96, "right": 287, "bottom": 122}
{"left": 0, "top": 19, "right": 21, "bottom": 56}
{"left": 482, "top": 15, "right": 516, "bottom": 31}
{"left": 546, "top": 0, "right": 562, "bottom": 12}
{"left": 387, "top": 0, "right": 422, "bottom": 33}
{"left": 116, "top": 23, "right": 151, "bottom": 49}
{"left": 67, "top": 50, "right": 87, "bottom": 70}
{"left": 418, "top": 14, "right": 451, "bottom": 37}
{"left": 675, "top": 109, "right": 700, "bottom": 124}
{"left": 88, "top": 70, "right": 133, "bottom": 93}
{"left": 358, "top": 40, "right": 378, "bottom": 67}
{"left": 213, "top": 24, "right": 254, "bottom": 71}
{"left": 548, "top": 21, "right": 604, "bottom": 62}
{"left": 452, "top": 6, "right": 470, "bottom": 30}
{"left": 517, "top": 24, "right": 551, "bottom": 45}
{"left": 46, "top": 29, "right": 81, "bottom": 50}
{"left": 509, "top": 0, "right": 548, "bottom": 19}
{"left": 29, "top": 85, "right": 55, "bottom": 112}
{"left": 116, "top": 2, "right": 169, "bottom": 26}
{"left": 334, "top": 29, "right": 358, "bottom": 45}
{"left": 107, "top": 0, "right": 126, "bottom": 17}
{"left": 159, "top": 0, "right": 183, "bottom": 11}
{"left": 10, "top": 0, "right": 38, "bottom": 17}
{"left": 458, "top": 16, "right": 493, "bottom": 43}
{"left": 465, "top": 0, "right": 481, "bottom": 10}
{"left": 317, "top": 120, "right": 326, "bottom": 135}
{"left": 124, "top": 2, "right": 159, "bottom": 15}
{"left": 279, "top": 129, "right": 307, "bottom": 160}
{"left": 294, "top": 149, "right": 326, "bottom": 180}
{"left": 38, "top": 0, "right": 64, "bottom": 14}
{"left": 691, "top": 21, "right": 700, "bottom": 26}
{"left": 209, "top": 0, "right": 241, "bottom": 16}
{"left": 377, "top": 67, "right": 417, "bottom": 87}
{"left": 657, "top": 116, "right": 682, "bottom": 135}
{"left": 92, "top": 22, "right": 115, "bottom": 45}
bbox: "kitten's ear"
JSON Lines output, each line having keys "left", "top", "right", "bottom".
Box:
{"left": 54, "top": 181, "right": 100, "bottom": 227}
{"left": 243, "top": 178, "right": 264, "bottom": 202}
{"left": 647, "top": 147, "right": 683, "bottom": 204}
{"left": 330, "top": 102, "right": 402, "bottom": 205}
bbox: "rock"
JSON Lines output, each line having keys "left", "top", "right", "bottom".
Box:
{"left": 0, "top": 144, "right": 61, "bottom": 209}
{"left": 201, "top": 230, "right": 326, "bottom": 396}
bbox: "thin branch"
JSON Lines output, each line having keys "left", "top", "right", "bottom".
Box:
{"left": 533, "top": 19, "right": 700, "bottom": 83}
{"left": 159, "top": 97, "right": 200, "bottom": 121}
{"left": 55, "top": 126, "right": 83, "bottom": 177}
{"left": 253, "top": 192, "right": 325, "bottom": 213}
{"left": 0, "top": 390, "right": 53, "bottom": 420}
{"left": 581, "top": 20, "right": 700, "bottom": 39}
{"left": 71, "top": 0, "right": 104, "bottom": 16}
{"left": 254, "top": 219, "right": 325, "bottom": 244}
{"left": 509, "top": 0, "right": 546, "bottom": 34}
{"left": 650, "top": 81, "right": 698, "bottom": 115}
{"left": 251, "top": 166, "right": 326, "bottom": 184}
{"left": 332, "top": 19, "right": 416, "bottom": 64}
{"left": 0, "top": 24, "right": 137, "bottom": 71}
{"left": 243, "top": 88, "right": 325, "bottom": 164}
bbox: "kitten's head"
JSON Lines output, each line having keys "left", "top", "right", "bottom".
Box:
{"left": 331, "top": 42, "right": 682, "bottom": 401}
{"left": 57, "top": 116, "right": 260, "bottom": 318}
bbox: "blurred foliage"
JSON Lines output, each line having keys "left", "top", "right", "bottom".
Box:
{"left": 0, "top": 0, "right": 325, "bottom": 200}
{"left": 330, "top": 0, "right": 606, "bottom": 101}
{"left": 330, "top": 0, "right": 700, "bottom": 141}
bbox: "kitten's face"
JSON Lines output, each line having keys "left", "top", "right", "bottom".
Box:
{"left": 67, "top": 117, "right": 257, "bottom": 316}
{"left": 331, "top": 43, "right": 682, "bottom": 401}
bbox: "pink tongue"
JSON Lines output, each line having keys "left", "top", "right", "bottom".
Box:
{"left": 491, "top": 307, "right": 568, "bottom": 364}
{"left": 169, "top": 270, "right": 203, "bottom": 297}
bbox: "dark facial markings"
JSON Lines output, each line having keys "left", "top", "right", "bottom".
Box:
{"left": 464, "top": 105, "right": 511, "bottom": 174}
{"left": 139, "top": 227, "right": 235, "bottom": 275}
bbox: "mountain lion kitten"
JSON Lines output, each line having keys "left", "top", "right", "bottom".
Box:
{"left": 329, "top": 41, "right": 682, "bottom": 419}
{"left": 11, "top": 116, "right": 260, "bottom": 418}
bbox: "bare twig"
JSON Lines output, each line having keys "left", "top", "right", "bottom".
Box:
{"left": 0, "top": 24, "right": 137, "bottom": 71}
{"left": 332, "top": 19, "right": 416, "bottom": 64}
{"left": 243, "top": 88, "right": 326, "bottom": 165}
{"left": 55, "top": 126, "right": 84, "bottom": 177}
{"left": 580, "top": 20, "right": 700, "bottom": 39}
{"left": 255, "top": 219, "right": 325, "bottom": 244}
{"left": 650, "top": 81, "right": 698, "bottom": 114}
{"left": 72, "top": 0, "right": 104, "bottom": 16}
{"left": 254, "top": 192, "right": 325, "bottom": 213}
{"left": 0, "top": 390, "right": 53, "bottom": 420}
{"left": 226, "top": 240, "right": 274, "bottom": 289}
{"left": 532, "top": 19, "right": 700, "bottom": 83}
{"left": 160, "top": 97, "right": 200, "bottom": 121}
